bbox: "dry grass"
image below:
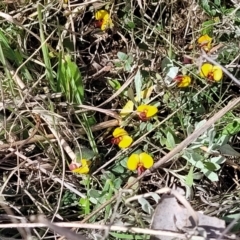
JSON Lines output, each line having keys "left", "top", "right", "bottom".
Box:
{"left": 0, "top": 0, "right": 240, "bottom": 239}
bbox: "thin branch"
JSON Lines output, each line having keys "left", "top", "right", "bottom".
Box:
{"left": 0, "top": 221, "right": 230, "bottom": 240}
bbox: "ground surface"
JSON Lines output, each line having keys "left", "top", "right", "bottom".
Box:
{"left": 0, "top": 0, "right": 240, "bottom": 239}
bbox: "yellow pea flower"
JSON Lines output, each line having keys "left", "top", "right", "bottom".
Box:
{"left": 174, "top": 75, "right": 191, "bottom": 87}
{"left": 69, "top": 159, "right": 90, "bottom": 174}
{"left": 137, "top": 105, "right": 158, "bottom": 121}
{"left": 120, "top": 86, "right": 155, "bottom": 118}
{"left": 127, "top": 153, "right": 154, "bottom": 175}
{"left": 200, "top": 63, "right": 223, "bottom": 82}
{"left": 94, "top": 10, "right": 114, "bottom": 31}
{"left": 197, "top": 34, "right": 212, "bottom": 52}
{"left": 112, "top": 127, "right": 133, "bottom": 148}
{"left": 120, "top": 100, "right": 134, "bottom": 118}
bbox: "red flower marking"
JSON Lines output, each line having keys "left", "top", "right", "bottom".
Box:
{"left": 138, "top": 110, "right": 148, "bottom": 121}
{"left": 94, "top": 20, "right": 103, "bottom": 28}
{"left": 69, "top": 163, "right": 78, "bottom": 171}
{"left": 111, "top": 137, "right": 121, "bottom": 145}
{"left": 137, "top": 165, "right": 145, "bottom": 176}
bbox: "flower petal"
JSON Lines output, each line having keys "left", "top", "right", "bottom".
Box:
{"left": 72, "top": 166, "right": 89, "bottom": 174}
{"left": 120, "top": 100, "right": 134, "bottom": 118}
{"left": 146, "top": 106, "right": 158, "bottom": 117}
{"left": 101, "top": 14, "right": 114, "bottom": 30}
{"left": 212, "top": 66, "right": 223, "bottom": 81}
{"left": 198, "top": 34, "right": 212, "bottom": 44}
{"left": 197, "top": 34, "right": 212, "bottom": 51}
{"left": 137, "top": 105, "right": 158, "bottom": 118}
{"left": 134, "top": 86, "right": 154, "bottom": 102}
{"left": 118, "top": 135, "right": 133, "bottom": 148}
{"left": 113, "top": 127, "right": 128, "bottom": 138}
{"left": 95, "top": 10, "right": 108, "bottom": 20}
{"left": 72, "top": 159, "right": 90, "bottom": 174}
{"left": 200, "top": 63, "right": 213, "bottom": 78}
{"left": 176, "top": 75, "right": 191, "bottom": 87}
{"left": 127, "top": 154, "right": 140, "bottom": 171}
{"left": 139, "top": 153, "right": 153, "bottom": 169}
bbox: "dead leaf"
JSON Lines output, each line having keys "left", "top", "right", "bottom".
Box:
{"left": 150, "top": 192, "right": 225, "bottom": 240}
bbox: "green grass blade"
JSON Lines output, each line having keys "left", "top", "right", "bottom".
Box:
{"left": 57, "top": 53, "right": 98, "bottom": 155}
{"left": 37, "top": 4, "right": 56, "bottom": 91}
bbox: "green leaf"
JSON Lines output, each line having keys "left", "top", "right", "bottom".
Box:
{"left": 75, "top": 146, "right": 95, "bottom": 161}
{"left": 115, "top": 62, "right": 122, "bottom": 68}
{"left": 222, "top": 214, "right": 240, "bottom": 232}
{"left": 207, "top": 127, "right": 216, "bottom": 146}
{"left": 112, "top": 164, "right": 124, "bottom": 174}
{"left": 57, "top": 54, "right": 84, "bottom": 103}
{"left": 87, "top": 116, "right": 97, "bottom": 126}
{"left": 134, "top": 69, "right": 142, "bottom": 102}
{"left": 166, "top": 131, "right": 175, "bottom": 149}
{"left": 186, "top": 123, "right": 194, "bottom": 136}
{"left": 110, "top": 232, "right": 148, "bottom": 239}
{"left": 199, "top": 0, "right": 215, "bottom": 16}
{"left": 202, "top": 169, "right": 219, "bottom": 181}
{"left": 222, "top": 118, "right": 240, "bottom": 135}
{"left": 113, "top": 178, "right": 122, "bottom": 189}
{"left": 38, "top": 5, "right": 55, "bottom": 91}
{"left": 127, "top": 176, "right": 139, "bottom": 191}
{"left": 108, "top": 79, "right": 121, "bottom": 90}
{"left": 140, "top": 121, "right": 147, "bottom": 132}
{"left": 214, "top": 0, "right": 221, "bottom": 6}
{"left": 195, "top": 120, "right": 207, "bottom": 130}
{"left": 0, "top": 30, "right": 33, "bottom": 81}
{"left": 216, "top": 135, "right": 230, "bottom": 146}
{"left": 127, "top": 21, "right": 135, "bottom": 29}
{"left": 185, "top": 166, "right": 194, "bottom": 187}
{"left": 146, "top": 122, "right": 154, "bottom": 132}
{"left": 161, "top": 57, "right": 173, "bottom": 73}
{"left": 138, "top": 197, "right": 153, "bottom": 214}
{"left": 148, "top": 192, "right": 161, "bottom": 203}
{"left": 79, "top": 198, "right": 90, "bottom": 214}
{"left": 193, "top": 172, "right": 204, "bottom": 180}
{"left": 88, "top": 189, "right": 101, "bottom": 198}
{"left": 210, "top": 156, "right": 226, "bottom": 164}
{"left": 0, "top": 30, "right": 22, "bottom": 63}
{"left": 67, "top": 56, "right": 84, "bottom": 103}
{"left": 89, "top": 197, "right": 98, "bottom": 205}
{"left": 127, "top": 87, "right": 135, "bottom": 103}
{"left": 120, "top": 157, "right": 128, "bottom": 168}
{"left": 219, "top": 144, "right": 240, "bottom": 157}
{"left": 204, "top": 162, "right": 217, "bottom": 171}
{"left": 117, "top": 51, "right": 128, "bottom": 61}
{"left": 201, "top": 20, "right": 214, "bottom": 35}
{"left": 101, "top": 171, "right": 116, "bottom": 182}
{"left": 124, "top": 61, "right": 132, "bottom": 72}
{"left": 102, "top": 179, "right": 111, "bottom": 192}
{"left": 182, "top": 150, "right": 204, "bottom": 169}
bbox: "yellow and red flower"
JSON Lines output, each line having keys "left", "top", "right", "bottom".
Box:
{"left": 69, "top": 159, "right": 90, "bottom": 174}
{"left": 127, "top": 152, "right": 154, "bottom": 175}
{"left": 197, "top": 34, "right": 212, "bottom": 52}
{"left": 120, "top": 87, "right": 155, "bottom": 118}
{"left": 94, "top": 10, "right": 114, "bottom": 31}
{"left": 137, "top": 105, "right": 158, "bottom": 121}
{"left": 200, "top": 63, "right": 223, "bottom": 82}
{"left": 174, "top": 75, "right": 191, "bottom": 87}
{"left": 120, "top": 100, "right": 134, "bottom": 118}
{"left": 111, "top": 127, "right": 133, "bottom": 148}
